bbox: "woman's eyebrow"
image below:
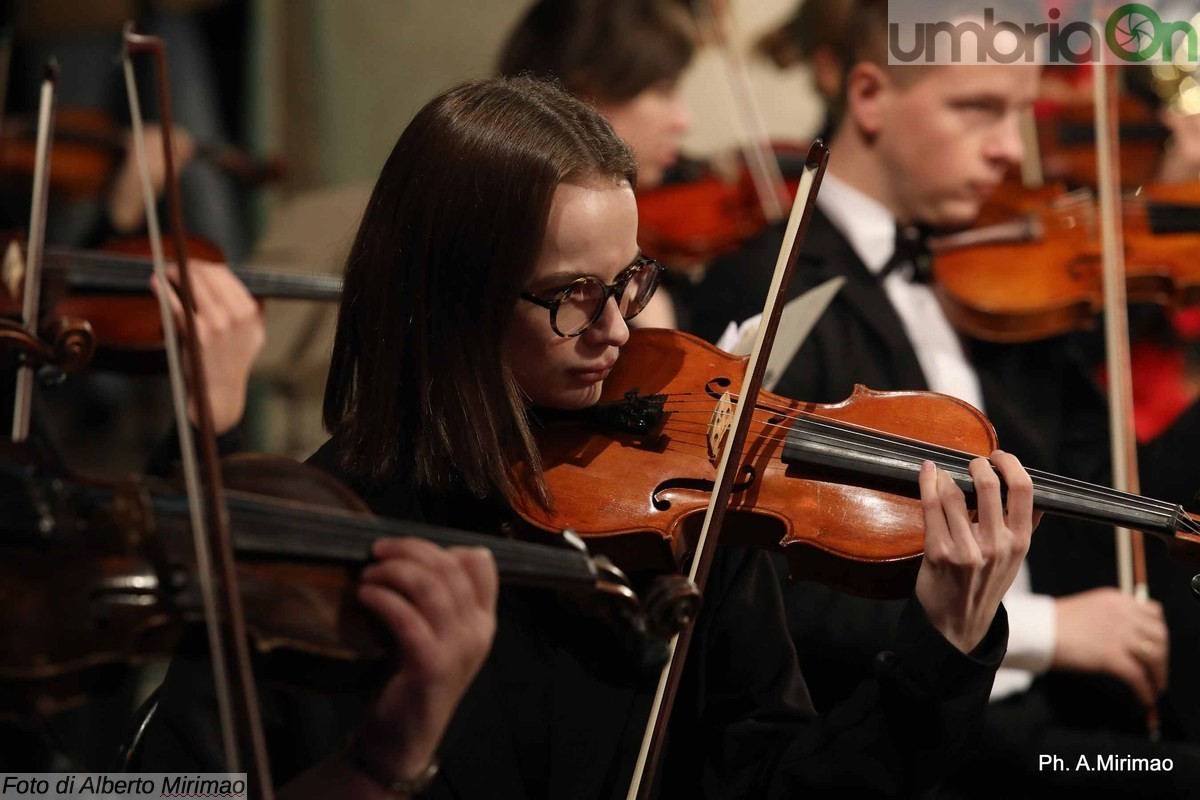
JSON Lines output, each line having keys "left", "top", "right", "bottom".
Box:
{"left": 534, "top": 252, "right": 644, "bottom": 286}
{"left": 534, "top": 269, "right": 591, "bottom": 285}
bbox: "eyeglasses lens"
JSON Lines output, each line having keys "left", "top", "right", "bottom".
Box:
{"left": 553, "top": 262, "right": 660, "bottom": 336}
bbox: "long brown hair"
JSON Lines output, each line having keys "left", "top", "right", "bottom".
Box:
{"left": 323, "top": 77, "right": 637, "bottom": 504}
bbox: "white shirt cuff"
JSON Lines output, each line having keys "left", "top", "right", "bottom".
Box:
{"left": 998, "top": 589, "right": 1057, "bottom": 675}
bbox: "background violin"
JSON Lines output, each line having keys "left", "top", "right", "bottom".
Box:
{"left": 0, "top": 107, "right": 284, "bottom": 204}
{"left": 929, "top": 182, "right": 1200, "bottom": 343}
{"left": 636, "top": 144, "right": 807, "bottom": 271}
{"left": 0, "top": 233, "right": 340, "bottom": 371}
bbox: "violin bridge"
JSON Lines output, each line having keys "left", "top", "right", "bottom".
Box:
{"left": 708, "top": 391, "right": 734, "bottom": 460}
{"left": 3, "top": 240, "right": 24, "bottom": 299}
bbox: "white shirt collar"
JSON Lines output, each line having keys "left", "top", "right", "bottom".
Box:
{"left": 815, "top": 171, "right": 896, "bottom": 274}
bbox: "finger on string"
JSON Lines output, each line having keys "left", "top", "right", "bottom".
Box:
{"left": 358, "top": 582, "right": 438, "bottom": 666}
{"left": 362, "top": 559, "right": 459, "bottom": 638}
{"left": 990, "top": 449, "right": 1034, "bottom": 533}
{"left": 970, "top": 455, "right": 1004, "bottom": 550}
{"left": 149, "top": 271, "right": 187, "bottom": 331}
{"left": 918, "top": 460, "right": 952, "bottom": 554}
{"left": 937, "top": 467, "right": 976, "bottom": 554}
{"left": 455, "top": 548, "right": 498, "bottom": 612}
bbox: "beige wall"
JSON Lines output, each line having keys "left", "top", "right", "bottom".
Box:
{"left": 254, "top": 0, "right": 823, "bottom": 188}
{"left": 679, "top": 0, "right": 824, "bottom": 154}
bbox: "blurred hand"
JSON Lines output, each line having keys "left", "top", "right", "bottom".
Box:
{"left": 1053, "top": 587, "right": 1168, "bottom": 709}
{"left": 353, "top": 538, "right": 498, "bottom": 782}
{"left": 1156, "top": 109, "right": 1200, "bottom": 184}
{"left": 150, "top": 261, "right": 264, "bottom": 433}
{"left": 108, "top": 124, "right": 197, "bottom": 233}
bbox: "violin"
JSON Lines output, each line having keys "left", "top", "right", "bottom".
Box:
{"left": 0, "top": 107, "right": 285, "bottom": 203}
{"left": 1035, "top": 93, "right": 1167, "bottom": 190}
{"left": 0, "top": 234, "right": 340, "bottom": 369}
{"left": 928, "top": 182, "right": 1200, "bottom": 343}
{"left": 509, "top": 329, "right": 1200, "bottom": 598}
{"left": 0, "top": 441, "right": 690, "bottom": 722}
{"left": 636, "top": 146, "right": 806, "bottom": 270}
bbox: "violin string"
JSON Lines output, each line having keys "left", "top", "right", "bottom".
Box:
{"left": 658, "top": 403, "right": 1192, "bottom": 534}
{"left": 47, "top": 250, "right": 342, "bottom": 295}
{"left": 669, "top": 404, "right": 1200, "bottom": 535}
{"left": 653, "top": 393, "right": 1184, "bottom": 521}
{"left": 750, "top": 401, "right": 1180, "bottom": 519}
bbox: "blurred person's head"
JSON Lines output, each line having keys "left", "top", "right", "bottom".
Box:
{"left": 499, "top": 0, "right": 696, "bottom": 187}
{"left": 827, "top": 0, "right": 1041, "bottom": 228}
{"left": 757, "top": 0, "right": 855, "bottom": 104}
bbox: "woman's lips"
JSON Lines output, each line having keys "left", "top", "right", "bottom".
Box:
{"left": 572, "top": 360, "right": 616, "bottom": 382}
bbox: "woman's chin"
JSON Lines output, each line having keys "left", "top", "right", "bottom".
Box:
{"left": 536, "top": 382, "right": 604, "bottom": 411}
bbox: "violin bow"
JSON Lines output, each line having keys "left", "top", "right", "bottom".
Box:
{"left": 697, "top": 0, "right": 790, "bottom": 222}
{"left": 10, "top": 62, "right": 56, "bottom": 443}
{"left": 625, "top": 139, "right": 829, "bottom": 800}
{"left": 1090, "top": 10, "right": 1158, "bottom": 739}
{"left": 121, "top": 25, "right": 276, "bottom": 792}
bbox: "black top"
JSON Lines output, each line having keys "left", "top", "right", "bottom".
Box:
{"left": 137, "top": 436, "right": 1010, "bottom": 798}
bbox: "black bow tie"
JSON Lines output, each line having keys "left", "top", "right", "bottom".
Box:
{"left": 878, "top": 225, "right": 932, "bottom": 284}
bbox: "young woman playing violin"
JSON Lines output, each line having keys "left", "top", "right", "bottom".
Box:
{"left": 138, "top": 75, "right": 1036, "bottom": 798}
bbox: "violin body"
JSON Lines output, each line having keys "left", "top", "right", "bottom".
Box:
{"left": 1036, "top": 95, "right": 1166, "bottom": 190}
{"left": 513, "top": 330, "right": 1200, "bottom": 600}
{"left": 931, "top": 184, "right": 1200, "bottom": 342}
{"left": 512, "top": 329, "right": 999, "bottom": 598}
{"left": 636, "top": 145, "right": 808, "bottom": 271}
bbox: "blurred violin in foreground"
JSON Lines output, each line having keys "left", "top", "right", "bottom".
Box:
{"left": 0, "top": 442, "right": 691, "bottom": 721}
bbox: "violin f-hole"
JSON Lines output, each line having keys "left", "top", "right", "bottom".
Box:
{"left": 651, "top": 465, "right": 757, "bottom": 511}
{"left": 704, "top": 375, "right": 732, "bottom": 399}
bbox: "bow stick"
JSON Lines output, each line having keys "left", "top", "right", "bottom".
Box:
{"left": 10, "top": 62, "right": 56, "bottom": 443}
{"left": 121, "top": 24, "right": 276, "bottom": 793}
{"left": 1090, "top": 21, "right": 1158, "bottom": 739}
{"left": 626, "top": 139, "right": 829, "bottom": 800}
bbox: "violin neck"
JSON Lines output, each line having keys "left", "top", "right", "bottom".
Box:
{"left": 149, "top": 487, "right": 600, "bottom": 590}
{"left": 43, "top": 247, "right": 343, "bottom": 302}
{"left": 780, "top": 416, "right": 1190, "bottom": 540}
{"left": 1144, "top": 201, "right": 1200, "bottom": 235}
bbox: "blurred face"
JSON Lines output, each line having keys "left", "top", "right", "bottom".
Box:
{"left": 507, "top": 180, "right": 639, "bottom": 409}
{"left": 854, "top": 63, "right": 1040, "bottom": 227}
{"left": 595, "top": 81, "right": 690, "bottom": 189}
